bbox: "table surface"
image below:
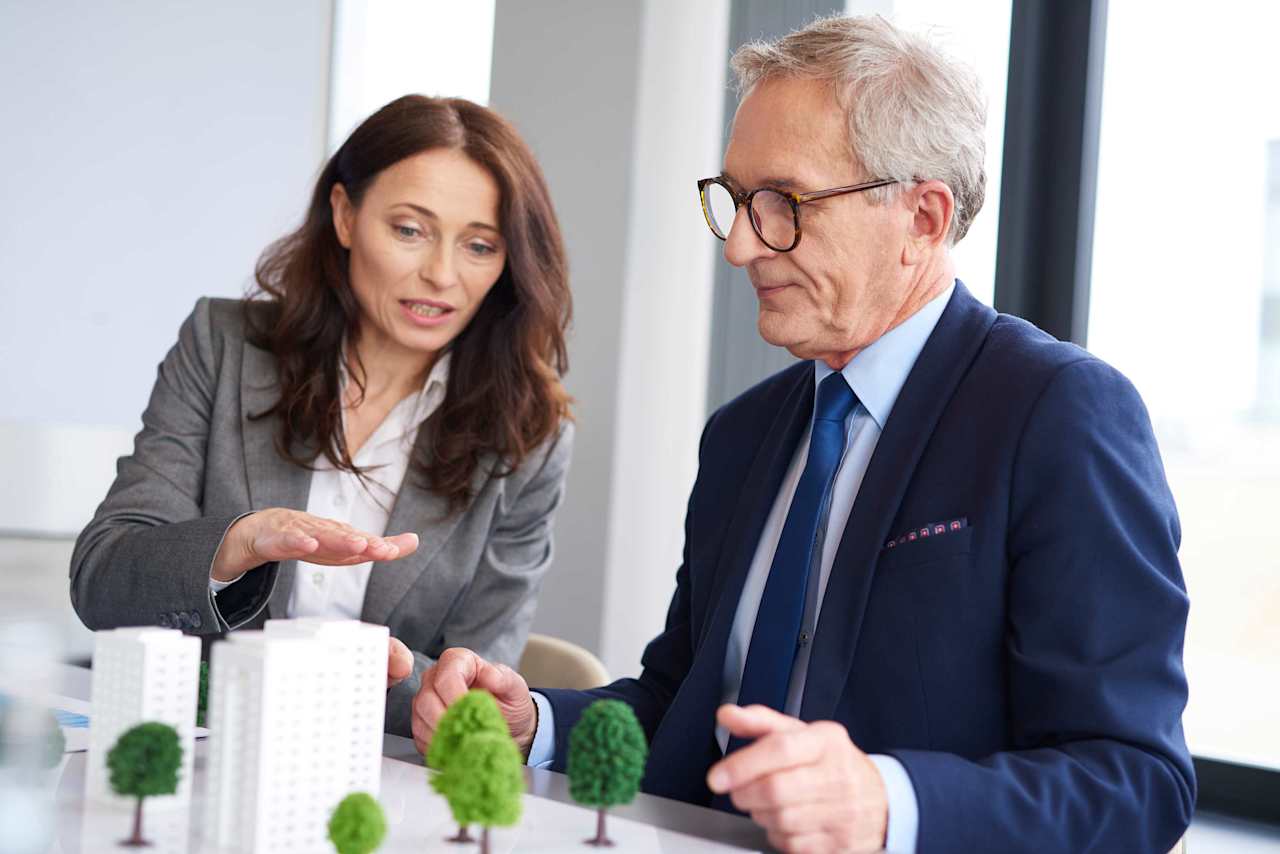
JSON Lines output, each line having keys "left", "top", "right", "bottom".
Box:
{"left": 24, "top": 664, "right": 772, "bottom": 853}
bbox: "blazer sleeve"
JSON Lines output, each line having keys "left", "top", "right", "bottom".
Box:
{"left": 69, "top": 298, "right": 276, "bottom": 635}
{"left": 384, "top": 421, "right": 575, "bottom": 736}
{"left": 888, "top": 358, "right": 1196, "bottom": 854}
{"left": 536, "top": 410, "right": 721, "bottom": 771}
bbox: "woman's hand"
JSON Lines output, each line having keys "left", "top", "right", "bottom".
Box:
{"left": 211, "top": 508, "right": 420, "bottom": 582}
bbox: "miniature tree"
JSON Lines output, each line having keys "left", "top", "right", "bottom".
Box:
{"left": 433, "top": 731, "right": 524, "bottom": 854}
{"left": 106, "top": 721, "right": 182, "bottom": 847}
{"left": 427, "top": 689, "right": 509, "bottom": 842}
{"left": 567, "top": 699, "right": 649, "bottom": 846}
{"left": 196, "top": 660, "right": 209, "bottom": 727}
{"left": 328, "top": 791, "right": 387, "bottom": 854}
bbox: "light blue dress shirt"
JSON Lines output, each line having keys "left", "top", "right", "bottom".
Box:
{"left": 530, "top": 284, "right": 955, "bottom": 854}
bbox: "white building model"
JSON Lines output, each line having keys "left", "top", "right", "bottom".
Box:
{"left": 204, "top": 618, "right": 388, "bottom": 853}
{"left": 86, "top": 627, "right": 200, "bottom": 806}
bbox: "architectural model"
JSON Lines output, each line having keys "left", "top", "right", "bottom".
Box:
{"left": 203, "top": 618, "right": 388, "bottom": 853}
{"left": 86, "top": 627, "right": 199, "bottom": 807}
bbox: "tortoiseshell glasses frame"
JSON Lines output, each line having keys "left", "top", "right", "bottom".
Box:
{"left": 697, "top": 175, "right": 899, "bottom": 252}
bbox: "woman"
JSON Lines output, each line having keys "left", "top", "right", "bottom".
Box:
{"left": 70, "top": 95, "right": 573, "bottom": 736}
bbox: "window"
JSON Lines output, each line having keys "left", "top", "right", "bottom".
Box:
{"left": 1087, "top": 0, "right": 1280, "bottom": 771}
{"left": 846, "top": 0, "right": 1012, "bottom": 307}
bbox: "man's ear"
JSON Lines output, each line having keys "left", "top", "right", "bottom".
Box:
{"left": 330, "top": 183, "right": 355, "bottom": 249}
{"left": 902, "top": 179, "right": 954, "bottom": 265}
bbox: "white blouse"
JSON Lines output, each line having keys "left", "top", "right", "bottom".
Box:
{"left": 211, "top": 353, "right": 450, "bottom": 619}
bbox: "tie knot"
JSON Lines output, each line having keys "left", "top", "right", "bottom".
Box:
{"left": 814, "top": 372, "right": 857, "bottom": 424}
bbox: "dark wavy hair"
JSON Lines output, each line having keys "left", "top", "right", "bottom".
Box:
{"left": 247, "top": 95, "right": 572, "bottom": 514}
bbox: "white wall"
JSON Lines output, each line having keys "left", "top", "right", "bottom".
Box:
{"left": 0, "top": 0, "right": 334, "bottom": 535}
{"left": 489, "top": 0, "right": 724, "bottom": 673}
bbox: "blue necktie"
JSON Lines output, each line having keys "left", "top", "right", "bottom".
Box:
{"left": 729, "top": 372, "right": 857, "bottom": 745}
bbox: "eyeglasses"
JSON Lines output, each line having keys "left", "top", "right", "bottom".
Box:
{"left": 697, "top": 176, "right": 898, "bottom": 252}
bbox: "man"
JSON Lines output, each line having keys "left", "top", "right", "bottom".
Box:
{"left": 411, "top": 15, "right": 1194, "bottom": 853}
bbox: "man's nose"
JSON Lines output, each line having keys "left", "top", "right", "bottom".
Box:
{"left": 723, "top": 205, "right": 776, "bottom": 268}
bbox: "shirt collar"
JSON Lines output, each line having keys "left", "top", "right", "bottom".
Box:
{"left": 337, "top": 350, "right": 452, "bottom": 437}
{"left": 813, "top": 283, "right": 954, "bottom": 429}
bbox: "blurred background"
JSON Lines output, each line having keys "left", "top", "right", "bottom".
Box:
{"left": 0, "top": 0, "right": 1276, "bottom": 847}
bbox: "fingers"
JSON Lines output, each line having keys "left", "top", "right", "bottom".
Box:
{"left": 382, "top": 532, "right": 419, "bottom": 558}
{"left": 387, "top": 637, "right": 414, "bottom": 688}
{"left": 766, "top": 829, "right": 831, "bottom": 854}
{"left": 473, "top": 660, "right": 530, "bottom": 705}
{"left": 412, "top": 648, "right": 482, "bottom": 757}
{"left": 431, "top": 648, "right": 482, "bottom": 706}
{"left": 718, "top": 703, "right": 805, "bottom": 740}
{"left": 250, "top": 510, "right": 413, "bottom": 566}
{"left": 731, "top": 765, "right": 836, "bottom": 812}
{"left": 707, "top": 714, "right": 822, "bottom": 795}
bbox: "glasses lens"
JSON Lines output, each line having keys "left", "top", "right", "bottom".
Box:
{"left": 751, "top": 190, "right": 796, "bottom": 250}
{"left": 703, "top": 181, "right": 737, "bottom": 239}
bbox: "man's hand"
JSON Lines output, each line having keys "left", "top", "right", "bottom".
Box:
{"left": 387, "top": 637, "right": 414, "bottom": 690}
{"left": 706, "top": 704, "right": 888, "bottom": 854}
{"left": 411, "top": 648, "right": 537, "bottom": 759}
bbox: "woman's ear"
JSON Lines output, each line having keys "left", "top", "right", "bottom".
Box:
{"left": 330, "top": 183, "right": 355, "bottom": 249}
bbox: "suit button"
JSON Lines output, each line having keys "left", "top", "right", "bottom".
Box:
{"left": 190, "top": 611, "right": 203, "bottom": 629}
{"left": 159, "top": 613, "right": 172, "bottom": 628}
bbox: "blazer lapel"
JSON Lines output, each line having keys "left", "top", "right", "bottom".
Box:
{"left": 240, "top": 340, "right": 312, "bottom": 619}
{"left": 644, "top": 365, "right": 813, "bottom": 804}
{"left": 799, "top": 282, "right": 997, "bottom": 722}
{"left": 697, "top": 365, "right": 813, "bottom": 648}
{"left": 358, "top": 435, "right": 475, "bottom": 627}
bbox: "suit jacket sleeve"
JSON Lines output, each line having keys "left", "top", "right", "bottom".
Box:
{"left": 384, "top": 422, "right": 575, "bottom": 737}
{"left": 69, "top": 298, "right": 276, "bottom": 634}
{"left": 536, "top": 411, "right": 720, "bottom": 771}
{"left": 888, "top": 359, "right": 1195, "bottom": 853}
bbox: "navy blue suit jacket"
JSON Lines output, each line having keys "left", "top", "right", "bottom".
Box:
{"left": 540, "top": 283, "right": 1194, "bottom": 852}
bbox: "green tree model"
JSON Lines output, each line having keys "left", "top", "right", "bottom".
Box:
{"left": 567, "top": 699, "right": 649, "bottom": 846}
{"left": 427, "top": 689, "right": 509, "bottom": 842}
{"left": 328, "top": 792, "right": 387, "bottom": 854}
{"left": 106, "top": 722, "right": 182, "bottom": 847}
{"left": 0, "top": 702, "right": 65, "bottom": 769}
{"left": 433, "top": 731, "right": 524, "bottom": 854}
{"left": 196, "top": 660, "right": 209, "bottom": 727}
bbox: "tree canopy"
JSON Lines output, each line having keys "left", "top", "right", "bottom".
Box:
{"left": 106, "top": 722, "right": 182, "bottom": 799}
{"left": 567, "top": 699, "right": 648, "bottom": 808}
{"left": 426, "top": 689, "right": 508, "bottom": 773}
{"left": 435, "top": 731, "right": 524, "bottom": 830}
{"left": 328, "top": 791, "right": 387, "bottom": 854}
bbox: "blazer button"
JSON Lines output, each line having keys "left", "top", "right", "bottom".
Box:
{"left": 171, "top": 611, "right": 185, "bottom": 628}
{"left": 190, "top": 611, "right": 203, "bottom": 629}
{"left": 158, "top": 613, "right": 172, "bottom": 628}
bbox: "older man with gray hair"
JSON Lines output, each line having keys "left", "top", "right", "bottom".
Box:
{"left": 413, "top": 15, "right": 1194, "bottom": 853}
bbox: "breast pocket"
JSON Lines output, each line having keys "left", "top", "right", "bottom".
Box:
{"left": 876, "top": 526, "right": 974, "bottom": 572}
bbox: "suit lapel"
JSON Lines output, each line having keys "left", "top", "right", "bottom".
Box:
{"left": 240, "top": 340, "right": 312, "bottom": 619}
{"left": 358, "top": 429, "right": 476, "bottom": 627}
{"left": 645, "top": 365, "right": 813, "bottom": 804}
{"left": 799, "top": 283, "right": 997, "bottom": 722}
{"left": 697, "top": 365, "right": 813, "bottom": 648}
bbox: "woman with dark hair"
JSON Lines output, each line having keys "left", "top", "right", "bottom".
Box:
{"left": 70, "top": 95, "right": 573, "bottom": 735}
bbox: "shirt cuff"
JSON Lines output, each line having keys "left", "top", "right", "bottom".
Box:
{"left": 869, "top": 754, "right": 919, "bottom": 854}
{"left": 209, "top": 573, "right": 246, "bottom": 593}
{"left": 527, "top": 691, "right": 556, "bottom": 768}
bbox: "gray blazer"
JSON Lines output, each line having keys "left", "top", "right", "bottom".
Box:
{"left": 70, "top": 297, "right": 573, "bottom": 736}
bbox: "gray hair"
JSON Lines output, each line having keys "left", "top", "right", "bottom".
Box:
{"left": 731, "top": 14, "right": 987, "bottom": 244}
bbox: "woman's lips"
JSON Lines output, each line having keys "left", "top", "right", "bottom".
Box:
{"left": 399, "top": 299, "right": 455, "bottom": 327}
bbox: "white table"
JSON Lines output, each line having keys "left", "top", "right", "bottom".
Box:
{"left": 29, "top": 665, "right": 771, "bottom": 853}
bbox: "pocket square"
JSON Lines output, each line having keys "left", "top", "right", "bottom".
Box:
{"left": 885, "top": 517, "right": 968, "bottom": 550}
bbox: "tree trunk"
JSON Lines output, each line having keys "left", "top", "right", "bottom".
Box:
{"left": 120, "top": 796, "right": 149, "bottom": 847}
{"left": 447, "top": 824, "right": 474, "bottom": 843}
{"left": 587, "top": 807, "right": 613, "bottom": 847}
{"left": 481, "top": 825, "right": 490, "bottom": 854}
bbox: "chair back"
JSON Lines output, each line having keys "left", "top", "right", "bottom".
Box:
{"left": 517, "top": 633, "right": 609, "bottom": 690}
